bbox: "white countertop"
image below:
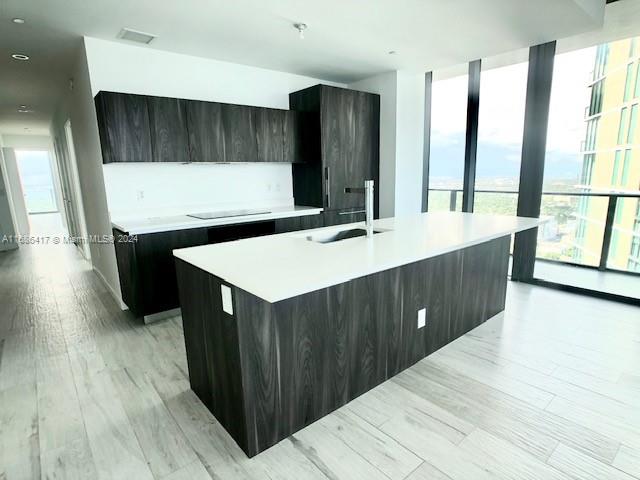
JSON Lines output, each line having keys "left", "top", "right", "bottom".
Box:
{"left": 112, "top": 205, "right": 323, "bottom": 235}
{"left": 173, "top": 212, "right": 544, "bottom": 303}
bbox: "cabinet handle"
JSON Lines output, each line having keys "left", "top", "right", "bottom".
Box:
{"left": 338, "top": 209, "right": 365, "bottom": 215}
{"left": 325, "top": 167, "right": 331, "bottom": 208}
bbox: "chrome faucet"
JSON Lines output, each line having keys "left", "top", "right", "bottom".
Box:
{"left": 345, "top": 180, "right": 375, "bottom": 238}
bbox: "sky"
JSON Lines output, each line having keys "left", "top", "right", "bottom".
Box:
{"left": 429, "top": 46, "right": 597, "bottom": 185}
{"left": 15, "top": 150, "right": 55, "bottom": 187}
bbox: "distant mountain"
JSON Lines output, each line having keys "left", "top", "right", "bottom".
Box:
{"left": 429, "top": 141, "right": 582, "bottom": 181}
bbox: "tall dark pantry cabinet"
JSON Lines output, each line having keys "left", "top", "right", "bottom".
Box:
{"left": 289, "top": 85, "right": 380, "bottom": 225}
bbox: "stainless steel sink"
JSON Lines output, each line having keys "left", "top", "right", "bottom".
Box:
{"left": 305, "top": 227, "right": 388, "bottom": 244}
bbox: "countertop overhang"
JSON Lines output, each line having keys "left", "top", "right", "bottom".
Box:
{"left": 173, "top": 212, "right": 545, "bottom": 303}
{"left": 111, "top": 205, "right": 323, "bottom": 235}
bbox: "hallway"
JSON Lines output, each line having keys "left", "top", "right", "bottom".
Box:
{"left": 1, "top": 240, "right": 640, "bottom": 479}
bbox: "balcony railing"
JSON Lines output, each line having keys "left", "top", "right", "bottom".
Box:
{"left": 428, "top": 188, "right": 640, "bottom": 275}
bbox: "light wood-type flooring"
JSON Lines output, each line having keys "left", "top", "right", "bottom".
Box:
{"left": 1, "top": 236, "right": 639, "bottom": 480}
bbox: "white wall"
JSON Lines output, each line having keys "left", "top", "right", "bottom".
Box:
{"left": 0, "top": 148, "right": 29, "bottom": 236}
{"left": 348, "top": 72, "right": 397, "bottom": 218}
{"left": 350, "top": 71, "right": 425, "bottom": 218}
{"left": 104, "top": 163, "right": 294, "bottom": 220}
{"left": 1, "top": 134, "right": 53, "bottom": 150}
{"left": 394, "top": 72, "right": 425, "bottom": 216}
{"left": 51, "top": 41, "right": 123, "bottom": 304}
{"left": 0, "top": 146, "right": 18, "bottom": 251}
{"left": 85, "top": 36, "right": 345, "bottom": 223}
{"left": 51, "top": 37, "right": 342, "bottom": 306}
{"left": 84, "top": 37, "right": 344, "bottom": 108}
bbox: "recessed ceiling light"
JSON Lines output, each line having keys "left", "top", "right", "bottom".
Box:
{"left": 388, "top": 50, "right": 397, "bottom": 55}
{"left": 117, "top": 28, "right": 156, "bottom": 44}
{"left": 11, "top": 53, "right": 30, "bottom": 61}
{"left": 18, "top": 108, "right": 33, "bottom": 113}
{"left": 12, "top": 18, "right": 25, "bottom": 24}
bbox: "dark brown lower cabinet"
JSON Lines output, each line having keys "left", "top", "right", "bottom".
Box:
{"left": 274, "top": 209, "right": 365, "bottom": 234}
{"left": 322, "top": 208, "right": 366, "bottom": 226}
{"left": 176, "top": 235, "right": 511, "bottom": 457}
{"left": 113, "top": 227, "right": 208, "bottom": 318}
{"left": 114, "top": 220, "right": 283, "bottom": 318}
{"left": 114, "top": 212, "right": 377, "bottom": 318}
{"left": 274, "top": 214, "right": 325, "bottom": 233}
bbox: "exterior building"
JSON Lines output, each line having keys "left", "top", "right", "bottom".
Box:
{"left": 576, "top": 36, "right": 640, "bottom": 271}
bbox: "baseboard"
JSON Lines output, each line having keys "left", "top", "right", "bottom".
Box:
{"left": 92, "top": 266, "right": 128, "bottom": 310}
{"left": 76, "top": 242, "right": 91, "bottom": 262}
{"left": 516, "top": 277, "right": 640, "bottom": 307}
{"left": 0, "top": 243, "right": 19, "bottom": 252}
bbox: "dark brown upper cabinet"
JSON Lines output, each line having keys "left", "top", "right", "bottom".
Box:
{"left": 147, "top": 96, "right": 189, "bottom": 163}
{"left": 222, "top": 104, "right": 258, "bottom": 163}
{"left": 350, "top": 90, "right": 378, "bottom": 207}
{"left": 289, "top": 85, "right": 380, "bottom": 213}
{"left": 185, "top": 100, "right": 225, "bottom": 162}
{"left": 255, "top": 108, "right": 284, "bottom": 162}
{"left": 95, "top": 91, "right": 153, "bottom": 164}
{"left": 283, "top": 110, "right": 306, "bottom": 163}
{"left": 96, "top": 92, "right": 310, "bottom": 164}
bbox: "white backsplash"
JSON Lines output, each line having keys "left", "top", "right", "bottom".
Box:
{"left": 103, "top": 162, "right": 294, "bottom": 220}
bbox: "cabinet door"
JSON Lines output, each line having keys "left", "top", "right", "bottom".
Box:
{"left": 283, "top": 110, "right": 304, "bottom": 163}
{"left": 353, "top": 91, "right": 379, "bottom": 208}
{"left": 320, "top": 87, "right": 379, "bottom": 211}
{"left": 113, "top": 228, "right": 141, "bottom": 315}
{"left": 321, "top": 87, "right": 355, "bottom": 209}
{"left": 255, "top": 108, "right": 284, "bottom": 162}
{"left": 135, "top": 228, "right": 209, "bottom": 316}
{"left": 289, "top": 87, "right": 324, "bottom": 206}
{"left": 323, "top": 208, "right": 366, "bottom": 227}
{"left": 274, "top": 213, "right": 324, "bottom": 233}
{"left": 186, "top": 101, "right": 225, "bottom": 162}
{"left": 147, "top": 96, "right": 189, "bottom": 162}
{"left": 113, "top": 227, "right": 209, "bottom": 317}
{"left": 95, "top": 92, "right": 152, "bottom": 163}
{"left": 222, "top": 104, "right": 258, "bottom": 162}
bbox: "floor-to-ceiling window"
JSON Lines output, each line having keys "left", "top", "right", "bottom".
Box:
{"left": 15, "top": 150, "right": 59, "bottom": 214}
{"left": 425, "top": 35, "right": 640, "bottom": 301}
{"left": 535, "top": 45, "right": 608, "bottom": 267}
{"left": 535, "top": 37, "right": 640, "bottom": 276}
{"left": 427, "top": 59, "right": 529, "bottom": 216}
{"left": 628, "top": 201, "right": 640, "bottom": 272}
{"left": 531, "top": 36, "right": 640, "bottom": 298}
{"left": 608, "top": 36, "right": 640, "bottom": 275}
{"left": 473, "top": 60, "right": 528, "bottom": 216}
{"left": 427, "top": 72, "right": 468, "bottom": 211}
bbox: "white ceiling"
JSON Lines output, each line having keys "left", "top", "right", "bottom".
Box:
{"left": 0, "top": 0, "right": 608, "bottom": 136}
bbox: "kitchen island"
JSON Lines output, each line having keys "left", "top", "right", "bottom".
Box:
{"left": 173, "top": 212, "right": 542, "bottom": 457}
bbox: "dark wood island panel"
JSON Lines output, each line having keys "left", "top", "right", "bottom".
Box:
{"left": 175, "top": 235, "right": 510, "bottom": 457}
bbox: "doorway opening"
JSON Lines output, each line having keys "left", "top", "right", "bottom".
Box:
{"left": 14, "top": 149, "right": 65, "bottom": 235}
{"left": 52, "top": 120, "right": 90, "bottom": 260}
